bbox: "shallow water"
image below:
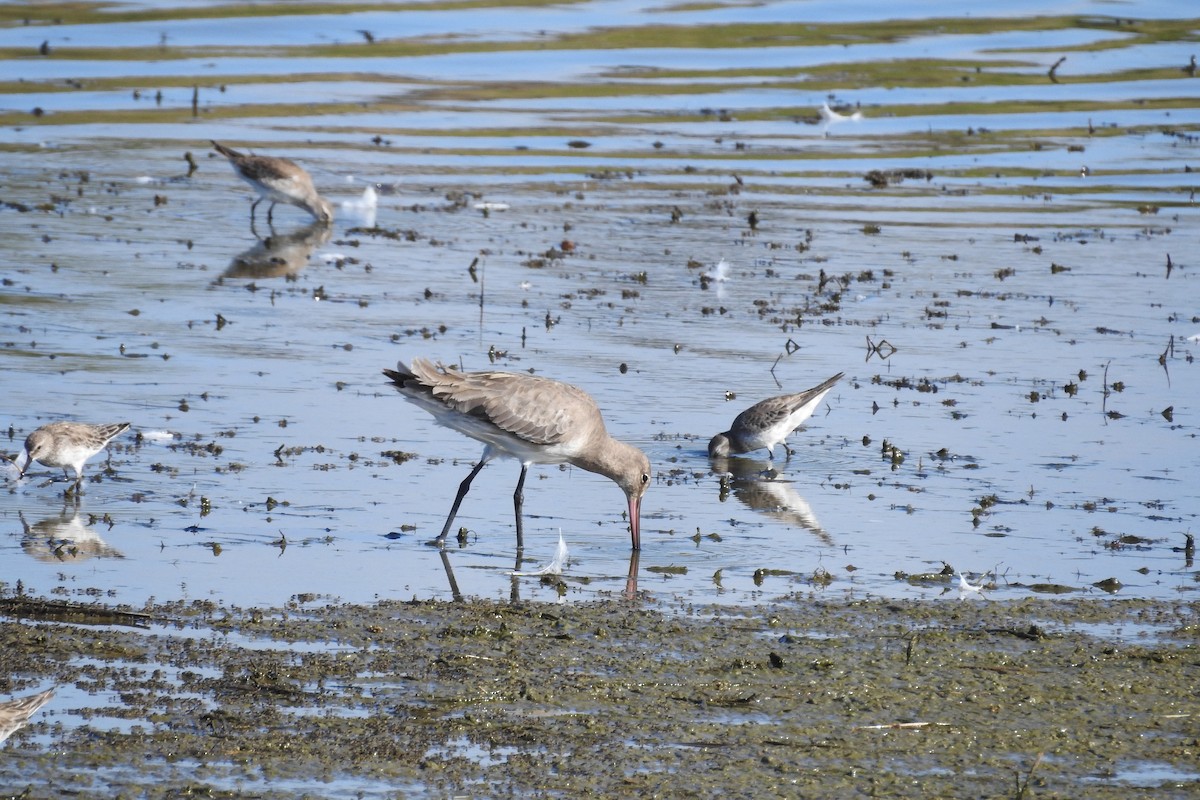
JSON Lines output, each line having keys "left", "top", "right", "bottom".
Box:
{"left": 2, "top": 0, "right": 1198, "bottom": 614}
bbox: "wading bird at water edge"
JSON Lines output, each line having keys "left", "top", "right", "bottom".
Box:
{"left": 384, "top": 358, "right": 651, "bottom": 550}
{"left": 0, "top": 688, "right": 55, "bottom": 746}
{"left": 16, "top": 421, "right": 131, "bottom": 493}
{"left": 709, "top": 373, "right": 843, "bottom": 459}
{"left": 211, "top": 140, "right": 333, "bottom": 225}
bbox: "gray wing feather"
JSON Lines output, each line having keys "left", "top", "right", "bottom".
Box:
{"left": 395, "top": 359, "right": 602, "bottom": 445}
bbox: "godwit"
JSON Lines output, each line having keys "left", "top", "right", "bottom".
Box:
{"left": 384, "top": 358, "right": 651, "bottom": 550}
{"left": 709, "top": 373, "right": 843, "bottom": 459}
{"left": 18, "top": 421, "right": 131, "bottom": 492}
{"left": 211, "top": 141, "right": 333, "bottom": 225}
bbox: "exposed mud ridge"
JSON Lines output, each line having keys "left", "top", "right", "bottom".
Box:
{"left": 2, "top": 592, "right": 1197, "bottom": 797}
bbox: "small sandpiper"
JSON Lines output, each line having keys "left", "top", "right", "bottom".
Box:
{"left": 17, "top": 421, "right": 131, "bottom": 493}
{"left": 709, "top": 373, "right": 843, "bottom": 460}
{"left": 211, "top": 140, "right": 333, "bottom": 225}
{"left": 384, "top": 358, "right": 651, "bottom": 550}
{"left": 0, "top": 688, "right": 55, "bottom": 745}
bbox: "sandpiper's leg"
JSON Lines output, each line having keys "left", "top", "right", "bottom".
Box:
{"left": 512, "top": 464, "right": 529, "bottom": 550}
{"left": 782, "top": 441, "right": 795, "bottom": 460}
{"left": 250, "top": 197, "right": 262, "bottom": 224}
{"left": 267, "top": 202, "right": 277, "bottom": 224}
{"left": 437, "top": 460, "right": 487, "bottom": 542}
{"left": 65, "top": 471, "right": 83, "bottom": 500}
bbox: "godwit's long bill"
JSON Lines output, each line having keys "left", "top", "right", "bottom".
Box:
{"left": 709, "top": 372, "right": 843, "bottom": 460}
{"left": 384, "top": 358, "right": 650, "bottom": 550}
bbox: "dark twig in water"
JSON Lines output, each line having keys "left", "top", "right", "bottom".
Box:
{"left": 866, "top": 335, "right": 897, "bottom": 362}
{"left": 770, "top": 353, "right": 783, "bottom": 385}
{"left": 1159, "top": 335, "right": 1173, "bottom": 386}
{"left": 1015, "top": 752, "right": 1045, "bottom": 798}
{"left": 476, "top": 257, "right": 485, "bottom": 329}
{"left": 1048, "top": 57, "right": 1066, "bottom": 83}
{"left": 769, "top": 339, "right": 802, "bottom": 388}
{"left": 1101, "top": 360, "right": 1111, "bottom": 417}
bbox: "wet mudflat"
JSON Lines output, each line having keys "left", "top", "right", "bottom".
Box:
{"left": 2, "top": 593, "right": 1199, "bottom": 798}
{"left": 2, "top": 0, "right": 1199, "bottom": 795}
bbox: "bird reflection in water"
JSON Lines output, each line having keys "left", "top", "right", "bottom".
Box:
{"left": 712, "top": 456, "right": 831, "bottom": 545}
{"left": 19, "top": 509, "right": 123, "bottom": 562}
{"left": 223, "top": 220, "right": 332, "bottom": 280}
{"left": 437, "top": 544, "right": 641, "bottom": 602}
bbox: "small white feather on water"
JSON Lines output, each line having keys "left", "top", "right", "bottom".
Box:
{"left": 340, "top": 185, "right": 377, "bottom": 227}
{"left": 139, "top": 429, "right": 178, "bottom": 444}
{"left": 819, "top": 102, "right": 863, "bottom": 124}
{"left": 956, "top": 572, "right": 985, "bottom": 597}
{"left": 512, "top": 530, "right": 569, "bottom": 576}
{"left": 704, "top": 258, "right": 731, "bottom": 300}
{"left": 819, "top": 102, "right": 863, "bottom": 136}
{"left": 705, "top": 258, "right": 731, "bottom": 283}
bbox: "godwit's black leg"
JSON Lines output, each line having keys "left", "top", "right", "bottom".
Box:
{"left": 436, "top": 459, "right": 488, "bottom": 543}
{"left": 513, "top": 464, "right": 529, "bottom": 550}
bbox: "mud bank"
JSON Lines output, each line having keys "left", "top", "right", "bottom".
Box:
{"left": 1, "top": 593, "right": 1197, "bottom": 797}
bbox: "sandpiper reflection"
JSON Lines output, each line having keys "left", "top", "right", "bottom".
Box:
{"left": 224, "top": 220, "right": 332, "bottom": 280}
{"left": 712, "top": 456, "right": 831, "bottom": 545}
{"left": 20, "top": 509, "right": 123, "bottom": 562}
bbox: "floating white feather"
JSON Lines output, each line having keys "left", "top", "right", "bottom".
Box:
{"left": 512, "top": 530, "right": 569, "bottom": 576}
